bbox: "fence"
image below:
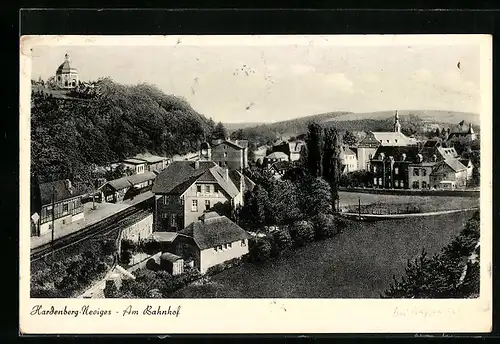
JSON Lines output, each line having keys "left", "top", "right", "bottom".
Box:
{"left": 339, "top": 187, "right": 479, "bottom": 198}
{"left": 343, "top": 202, "right": 422, "bottom": 215}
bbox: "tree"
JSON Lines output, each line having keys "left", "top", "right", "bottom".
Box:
{"left": 212, "top": 121, "right": 228, "bottom": 140}
{"left": 322, "top": 127, "right": 342, "bottom": 211}
{"left": 240, "top": 185, "right": 270, "bottom": 228}
{"left": 434, "top": 128, "right": 441, "bottom": 138}
{"left": 267, "top": 181, "right": 303, "bottom": 225}
{"left": 342, "top": 130, "right": 357, "bottom": 146}
{"left": 306, "top": 122, "right": 324, "bottom": 178}
{"left": 383, "top": 210, "right": 480, "bottom": 298}
{"left": 289, "top": 220, "right": 315, "bottom": 247}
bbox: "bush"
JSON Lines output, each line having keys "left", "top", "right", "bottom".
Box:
{"left": 312, "top": 213, "right": 336, "bottom": 240}
{"left": 205, "top": 257, "right": 243, "bottom": 275}
{"left": 139, "top": 238, "right": 162, "bottom": 254}
{"left": 271, "top": 227, "right": 293, "bottom": 256}
{"left": 249, "top": 237, "right": 272, "bottom": 263}
{"left": 289, "top": 220, "right": 315, "bottom": 247}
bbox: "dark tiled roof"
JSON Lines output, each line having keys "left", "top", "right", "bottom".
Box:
{"left": 444, "top": 159, "right": 467, "bottom": 172}
{"left": 108, "top": 177, "right": 133, "bottom": 191}
{"left": 235, "top": 140, "right": 249, "bottom": 149}
{"left": 153, "top": 161, "right": 239, "bottom": 198}
{"left": 177, "top": 214, "right": 250, "bottom": 250}
{"left": 152, "top": 161, "right": 214, "bottom": 194}
{"left": 39, "top": 180, "right": 85, "bottom": 206}
{"left": 358, "top": 132, "right": 381, "bottom": 148}
{"left": 372, "top": 145, "right": 420, "bottom": 162}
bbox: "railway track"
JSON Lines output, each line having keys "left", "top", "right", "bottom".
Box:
{"left": 31, "top": 197, "right": 154, "bottom": 262}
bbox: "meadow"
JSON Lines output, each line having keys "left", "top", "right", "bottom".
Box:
{"left": 171, "top": 210, "right": 476, "bottom": 298}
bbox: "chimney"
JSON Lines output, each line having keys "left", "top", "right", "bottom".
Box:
{"left": 194, "top": 160, "right": 200, "bottom": 169}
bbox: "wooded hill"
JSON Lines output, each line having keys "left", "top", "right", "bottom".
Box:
{"left": 31, "top": 78, "right": 215, "bottom": 185}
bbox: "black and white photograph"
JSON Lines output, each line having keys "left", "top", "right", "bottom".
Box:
{"left": 20, "top": 35, "right": 492, "bottom": 334}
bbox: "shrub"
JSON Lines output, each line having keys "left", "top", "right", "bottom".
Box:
{"left": 312, "top": 213, "right": 336, "bottom": 240}
{"left": 139, "top": 238, "right": 161, "bottom": 254}
{"left": 205, "top": 257, "right": 243, "bottom": 275}
{"left": 249, "top": 237, "right": 272, "bottom": 263}
{"left": 289, "top": 220, "right": 315, "bottom": 247}
{"left": 271, "top": 227, "right": 293, "bottom": 256}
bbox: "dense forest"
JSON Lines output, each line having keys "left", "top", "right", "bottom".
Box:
{"left": 31, "top": 78, "right": 216, "bottom": 187}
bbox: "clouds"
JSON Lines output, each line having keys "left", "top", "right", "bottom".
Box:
{"left": 323, "top": 73, "right": 354, "bottom": 93}
{"left": 410, "top": 67, "right": 479, "bottom": 98}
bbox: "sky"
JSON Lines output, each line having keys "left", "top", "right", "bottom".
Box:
{"left": 30, "top": 41, "right": 482, "bottom": 123}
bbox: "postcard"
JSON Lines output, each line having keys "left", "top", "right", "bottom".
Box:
{"left": 20, "top": 34, "right": 492, "bottom": 334}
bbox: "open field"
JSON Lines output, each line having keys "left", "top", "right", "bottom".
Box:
{"left": 171, "top": 210, "right": 477, "bottom": 298}
{"left": 338, "top": 191, "right": 479, "bottom": 213}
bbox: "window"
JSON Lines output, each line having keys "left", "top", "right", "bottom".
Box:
{"left": 224, "top": 243, "right": 228, "bottom": 249}
{"left": 394, "top": 167, "right": 399, "bottom": 175}
{"left": 422, "top": 181, "right": 428, "bottom": 189}
{"left": 205, "top": 185, "right": 210, "bottom": 193}
{"left": 224, "top": 152, "right": 228, "bottom": 158}
{"left": 214, "top": 185, "right": 219, "bottom": 193}
{"left": 373, "top": 166, "right": 377, "bottom": 173}
{"left": 197, "top": 185, "right": 202, "bottom": 193}
{"left": 373, "top": 178, "right": 377, "bottom": 185}
{"left": 62, "top": 203, "right": 69, "bottom": 213}
{"left": 241, "top": 239, "right": 247, "bottom": 247}
{"left": 171, "top": 214, "right": 176, "bottom": 227}
{"left": 180, "top": 196, "right": 184, "bottom": 205}
{"left": 386, "top": 140, "right": 389, "bottom": 143}
{"left": 422, "top": 169, "right": 427, "bottom": 176}
{"left": 378, "top": 178, "right": 382, "bottom": 186}
{"left": 413, "top": 168, "right": 420, "bottom": 176}
{"left": 412, "top": 181, "right": 420, "bottom": 189}
{"left": 228, "top": 242, "right": 232, "bottom": 248}
{"left": 191, "top": 200, "right": 198, "bottom": 212}
{"left": 369, "top": 154, "right": 373, "bottom": 160}
{"left": 164, "top": 196, "right": 167, "bottom": 205}
{"left": 395, "top": 180, "right": 400, "bottom": 187}
{"left": 218, "top": 245, "right": 223, "bottom": 250}
{"left": 395, "top": 139, "right": 398, "bottom": 143}
{"left": 205, "top": 200, "right": 210, "bottom": 210}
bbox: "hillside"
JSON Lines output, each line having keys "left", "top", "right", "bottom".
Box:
{"left": 251, "top": 111, "right": 352, "bottom": 135}
{"left": 224, "top": 122, "right": 268, "bottom": 132}
{"left": 31, "top": 78, "right": 215, "bottom": 185}
{"left": 325, "top": 110, "right": 480, "bottom": 126}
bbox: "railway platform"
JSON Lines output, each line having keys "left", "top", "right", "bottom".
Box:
{"left": 31, "top": 191, "right": 154, "bottom": 250}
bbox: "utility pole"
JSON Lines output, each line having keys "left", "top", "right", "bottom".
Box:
{"left": 51, "top": 184, "right": 55, "bottom": 259}
{"left": 358, "top": 197, "right": 361, "bottom": 220}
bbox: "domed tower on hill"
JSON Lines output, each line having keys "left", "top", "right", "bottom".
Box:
{"left": 56, "top": 53, "right": 79, "bottom": 89}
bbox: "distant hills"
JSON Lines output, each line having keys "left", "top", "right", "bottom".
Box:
{"left": 325, "top": 110, "right": 480, "bottom": 126}
{"left": 227, "top": 109, "right": 480, "bottom": 137}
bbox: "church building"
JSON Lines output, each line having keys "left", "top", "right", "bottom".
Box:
{"left": 357, "top": 111, "right": 416, "bottom": 171}
{"left": 56, "top": 53, "right": 79, "bottom": 89}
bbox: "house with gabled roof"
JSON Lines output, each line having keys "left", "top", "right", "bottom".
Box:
{"left": 430, "top": 159, "right": 468, "bottom": 189}
{"left": 171, "top": 212, "right": 250, "bottom": 274}
{"left": 340, "top": 146, "right": 358, "bottom": 174}
{"left": 201, "top": 139, "right": 249, "bottom": 170}
{"left": 34, "top": 179, "right": 86, "bottom": 236}
{"left": 152, "top": 160, "right": 253, "bottom": 232}
{"left": 100, "top": 171, "right": 156, "bottom": 203}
